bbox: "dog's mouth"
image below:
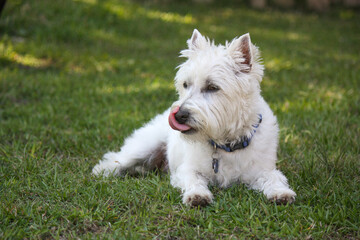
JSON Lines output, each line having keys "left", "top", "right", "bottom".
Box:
{"left": 168, "top": 107, "right": 193, "bottom": 133}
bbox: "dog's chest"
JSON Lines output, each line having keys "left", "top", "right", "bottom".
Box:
{"left": 207, "top": 151, "right": 249, "bottom": 187}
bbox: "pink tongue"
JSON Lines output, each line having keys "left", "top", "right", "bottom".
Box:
{"left": 168, "top": 106, "right": 192, "bottom": 132}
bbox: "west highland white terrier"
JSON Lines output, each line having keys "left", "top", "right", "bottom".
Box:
{"left": 93, "top": 29, "right": 296, "bottom": 207}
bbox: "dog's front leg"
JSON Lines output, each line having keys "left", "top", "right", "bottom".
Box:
{"left": 249, "top": 169, "right": 296, "bottom": 204}
{"left": 171, "top": 164, "right": 213, "bottom": 207}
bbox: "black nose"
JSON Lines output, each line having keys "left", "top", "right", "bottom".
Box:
{"left": 175, "top": 108, "right": 190, "bottom": 124}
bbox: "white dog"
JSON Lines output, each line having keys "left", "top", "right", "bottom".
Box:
{"left": 93, "top": 29, "right": 296, "bottom": 207}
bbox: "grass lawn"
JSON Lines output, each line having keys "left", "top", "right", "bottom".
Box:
{"left": 1, "top": 0, "right": 359, "bottom": 239}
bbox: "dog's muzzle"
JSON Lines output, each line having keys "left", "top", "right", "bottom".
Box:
{"left": 168, "top": 106, "right": 193, "bottom": 133}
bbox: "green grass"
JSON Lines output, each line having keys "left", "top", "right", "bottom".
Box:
{"left": 1, "top": 0, "right": 359, "bottom": 239}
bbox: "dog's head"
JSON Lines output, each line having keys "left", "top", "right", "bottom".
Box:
{"left": 169, "top": 29, "right": 264, "bottom": 144}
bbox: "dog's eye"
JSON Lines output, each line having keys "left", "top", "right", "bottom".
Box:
{"left": 206, "top": 84, "right": 219, "bottom": 92}
{"left": 183, "top": 82, "right": 188, "bottom": 89}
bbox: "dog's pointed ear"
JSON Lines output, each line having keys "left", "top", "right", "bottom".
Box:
{"left": 228, "top": 33, "right": 253, "bottom": 73}
{"left": 187, "top": 29, "right": 206, "bottom": 51}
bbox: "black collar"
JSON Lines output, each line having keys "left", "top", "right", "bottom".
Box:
{"left": 210, "top": 114, "right": 262, "bottom": 152}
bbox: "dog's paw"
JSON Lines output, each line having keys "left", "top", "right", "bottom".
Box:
{"left": 92, "top": 163, "right": 118, "bottom": 177}
{"left": 92, "top": 152, "right": 123, "bottom": 177}
{"left": 183, "top": 190, "right": 213, "bottom": 207}
{"left": 268, "top": 189, "right": 296, "bottom": 205}
{"left": 187, "top": 194, "right": 212, "bottom": 207}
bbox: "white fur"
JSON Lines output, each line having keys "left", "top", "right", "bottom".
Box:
{"left": 92, "top": 30, "right": 296, "bottom": 206}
